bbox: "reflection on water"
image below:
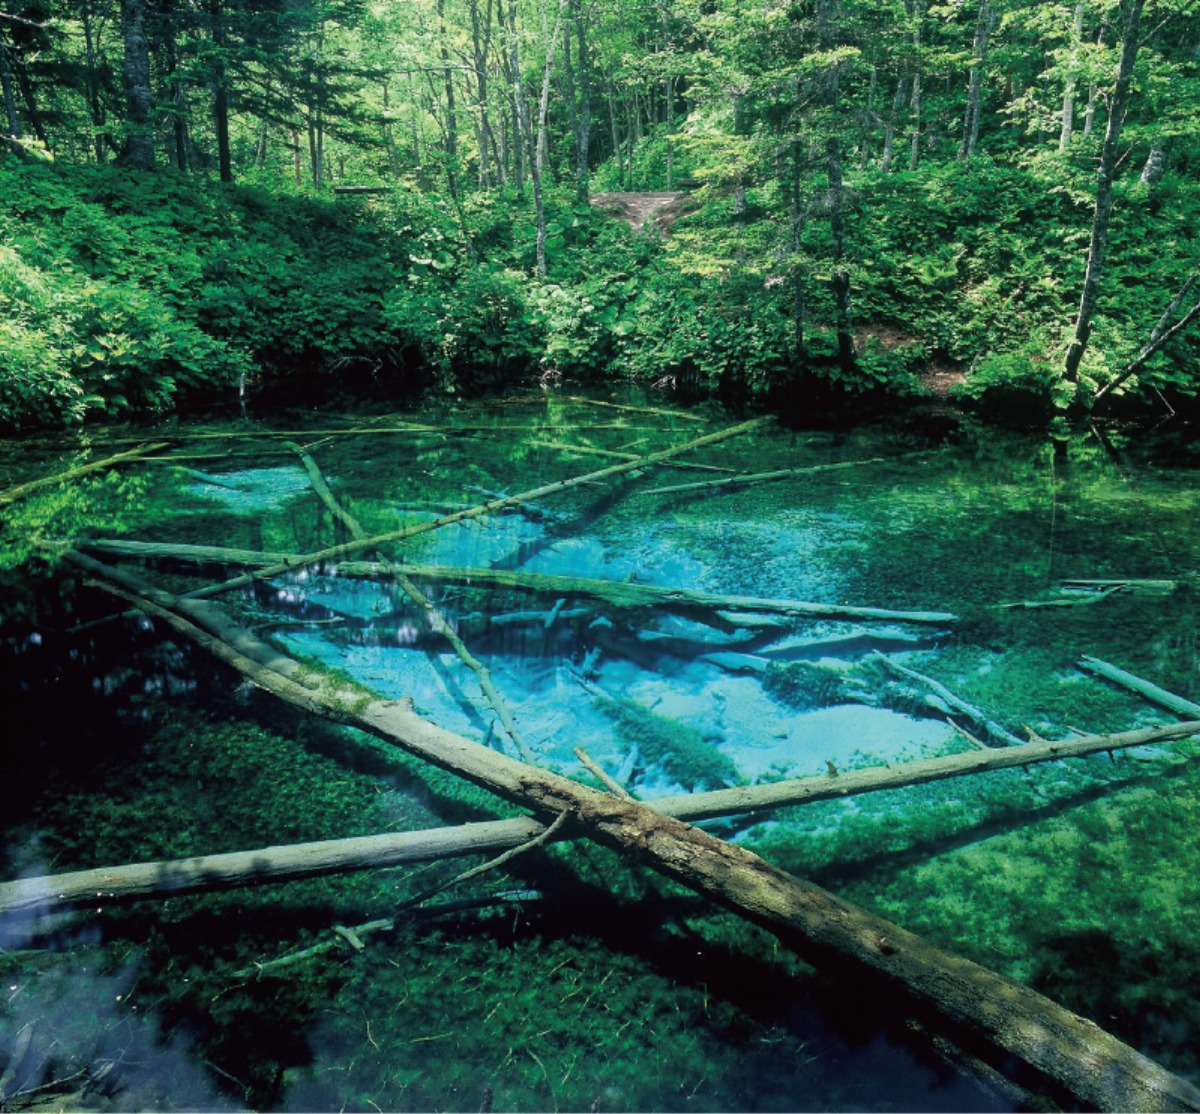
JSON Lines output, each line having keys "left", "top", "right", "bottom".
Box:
{"left": 2, "top": 390, "right": 1199, "bottom": 1110}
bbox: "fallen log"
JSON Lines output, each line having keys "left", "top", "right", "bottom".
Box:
{"left": 0, "top": 443, "right": 170, "bottom": 508}
{"left": 637, "top": 455, "right": 916, "bottom": 497}
{"left": 1079, "top": 655, "right": 1200, "bottom": 718}
{"left": 287, "top": 444, "right": 536, "bottom": 764}
{"left": 562, "top": 395, "right": 708, "bottom": 422}
{"left": 72, "top": 540, "right": 959, "bottom": 626}
{"left": 530, "top": 440, "right": 735, "bottom": 473}
{"left": 870, "top": 652, "right": 1025, "bottom": 747}
{"left": 8, "top": 712, "right": 1198, "bottom": 919}
{"left": 182, "top": 418, "right": 769, "bottom": 602}
{"left": 50, "top": 552, "right": 1200, "bottom": 1112}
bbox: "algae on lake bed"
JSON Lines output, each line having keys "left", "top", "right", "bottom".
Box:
{"left": 3, "top": 391, "right": 1200, "bottom": 1110}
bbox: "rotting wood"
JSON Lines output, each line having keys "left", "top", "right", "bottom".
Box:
{"left": 10, "top": 712, "right": 1197, "bottom": 919}
{"left": 180, "top": 418, "right": 769, "bottom": 602}
{"left": 562, "top": 395, "right": 708, "bottom": 422}
{"left": 47, "top": 553, "right": 1200, "bottom": 1113}
{"left": 870, "top": 652, "right": 1025, "bottom": 747}
{"left": 287, "top": 443, "right": 537, "bottom": 765}
{"left": 573, "top": 746, "right": 636, "bottom": 799}
{"left": 530, "top": 439, "right": 735, "bottom": 473}
{"left": 71, "top": 539, "right": 958, "bottom": 627}
{"left": 636, "top": 455, "right": 920, "bottom": 497}
{"left": 1079, "top": 655, "right": 1200, "bottom": 718}
{"left": 0, "top": 443, "right": 170, "bottom": 508}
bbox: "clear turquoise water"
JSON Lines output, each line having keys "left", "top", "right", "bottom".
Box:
{"left": 2, "top": 391, "right": 1198, "bottom": 1110}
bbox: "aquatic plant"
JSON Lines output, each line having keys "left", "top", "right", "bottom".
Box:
{"left": 597, "top": 697, "right": 738, "bottom": 792}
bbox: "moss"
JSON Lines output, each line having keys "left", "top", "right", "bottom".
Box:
{"left": 597, "top": 697, "right": 738, "bottom": 791}
{"left": 763, "top": 661, "right": 849, "bottom": 710}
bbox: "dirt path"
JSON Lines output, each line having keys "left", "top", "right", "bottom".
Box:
{"left": 589, "top": 191, "right": 690, "bottom": 234}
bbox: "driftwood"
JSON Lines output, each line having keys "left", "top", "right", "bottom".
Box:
{"left": 287, "top": 443, "right": 536, "bottom": 764}
{"left": 1079, "top": 655, "right": 1200, "bottom": 718}
{"left": 181, "top": 418, "right": 768, "bottom": 602}
{"left": 637, "top": 455, "right": 915, "bottom": 497}
{"left": 46, "top": 552, "right": 1200, "bottom": 1113}
{"left": 0, "top": 443, "right": 170, "bottom": 508}
{"left": 530, "top": 440, "right": 735, "bottom": 473}
{"left": 870, "top": 652, "right": 1025, "bottom": 747}
{"left": 74, "top": 540, "right": 957, "bottom": 626}
{"left": 7, "top": 714, "right": 1199, "bottom": 917}
{"left": 562, "top": 395, "right": 708, "bottom": 422}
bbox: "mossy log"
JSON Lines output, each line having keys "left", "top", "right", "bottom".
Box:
{"left": 0, "top": 442, "right": 170, "bottom": 508}
{"left": 1079, "top": 655, "right": 1200, "bottom": 718}
{"left": 47, "top": 551, "right": 1200, "bottom": 1114}
{"left": 870, "top": 652, "right": 1025, "bottom": 746}
{"left": 9, "top": 713, "right": 1195, "bottom": 918}
{"left": 182, "top": 417, "right": 769, "bottom": 602}
{"left": 75, "top": 539, "right": 959, "bottom": 626}
{"left": 636, "top": 455, "right": 918, "bottom": 497}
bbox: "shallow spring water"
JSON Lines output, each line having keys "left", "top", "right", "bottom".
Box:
{"left": 2, "top": 391, "right": 1199, "bottom": 1111}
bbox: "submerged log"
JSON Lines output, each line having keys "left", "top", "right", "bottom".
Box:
{"left": 49, "top": 552, "right": 1200, "bottom": 1113}
{"left": 0, "top": 443, "right": 170, "bottom": 508}
{"left": 182, "top": 418, "right": 769, "bottom": 602}
{"left": 1079, "top": 655, "right": 1200, "bottom": 718}
{"left": 73, "top": 540, "right": 960, "bottom": 626}
{"left": 5, "top": 714, "right": 1199, "bottom": 916}
{"left": 870, "top": 652, "right": 1025, "bottom": 747}
{"left": 637, "top": 455, "right": 915, "bottom": 497}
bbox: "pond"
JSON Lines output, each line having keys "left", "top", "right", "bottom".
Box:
{"left": 2, "top": 389, "right": 1199, "bottom": 1112}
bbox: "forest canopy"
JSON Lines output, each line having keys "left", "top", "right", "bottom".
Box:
{"left": 1, "top": 0, "right": 1199, "bottom": 429}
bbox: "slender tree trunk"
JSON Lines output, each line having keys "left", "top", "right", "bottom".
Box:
{"left": 120, "top": 0, "right": 154, "bottom": 169}
{"left": 437, "top": 0, "right": 461, "bottom": 202}
{"left": 604, "top": 70, "right": 622, "bottom": 187}
{"left": 508, "top": 0, "right": 525, "bottom": 194}
{"left": 0, "top": 32, "right": 21, "bottom": 145}
{"left": 81, "top": 2, "right": 109, "bottom": 162}
{"left": 468, "top": 0, "right": 494, "bottom": 187}
{"left": 958, "top": 0, "right": 995, "bottom": 162}
{"left": 290, "top": 127, "right": 302, "bottom": 186}
{"left": 164, "top": 23, "right": 189, "bottom": 172}
{"left": 1059, "top": 0, "right": 1086, "bottom": 152}
{"left": 1063, "top": 0, "right": 1145, "bottom": 387}
{"left": 1082, "top": 22, "right": 1105, "bottom": 138}
{"left": 208, "top": 0, "right": 232, "bottom": 182}
{"left": 907, "top": 0, "right": 923, "bottom": 171}
{"left": 7, "top": 34, "right": 46, "bottom": 145}
{"left": 531, "top": 0, "right": 569, "bottom": 277}
{"left": 574, "top": 0, "right": 590, "bottom": 198}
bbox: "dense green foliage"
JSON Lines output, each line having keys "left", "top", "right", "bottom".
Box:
{"left": 2, "top": 0, "right": 1199, "bottom": 429}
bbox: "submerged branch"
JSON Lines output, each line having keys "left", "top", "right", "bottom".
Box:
{"left": 0, "top": 443, "right": 170, "bottom": 508}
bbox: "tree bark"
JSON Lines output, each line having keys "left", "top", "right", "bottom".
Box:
{"left": 74, "top": 538, "right": 959, "bottom": 625}
{"left": 45, "top": 551, "right": 1200, "bottom": 1114}
{"left": 9, "top": 710, "right": 1200, "bottom": 916}
{"left": 208, "top": 0, "right": 232, "bottom": 182}
{"left": 1062, "top": 0, "right": 1145, "bottom": 386}
{"left": 1079, "top": 655, "right": 1200, "bottom": 718}
{"left": 119, "top": 0, "right": 154, "bottom": 169}
{"left": 0, "top": 30, "right": 21, "bottom": 145}
{"left": 958, "top": 1, "right": 995, "bottom": 162}
{"left": 1058, "top": 0, "right": 1086, "bottom": 152}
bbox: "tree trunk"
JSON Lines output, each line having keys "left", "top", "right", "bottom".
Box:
{"left": 1063, "top": 0, "right": 1145, "bottom": 386}
{"left": 573, "top": 0, "right": 590, "bottom": 198}
{"left": 958, "top": 0, "right": 995, "bottom": 162}
{"left": 532, "top": 0, "right": 569, "bottom": 276}
{"left": 907, "top": 0, "right": 923, "bottom": 171}
{"left": 1140, "top": 137, "right": 1167, "bottom": 185}
{"left": 1058, "top": 0, "right": 1086, "bottom": 152}
{"left": 209, "top": 0, "right": 232, "bottom": 182}
{"left": 52, "top": 550, "right": 1200, "bottom": 1114}
{"left": 10, "top": 709, "right": 1200, "bottom": 915}
{"left": 437, "top": 0, "right": 461, "bottom": 202}
{"left": 0, "top": 31, "right": 21, "bottom": 145}
{"left": 120, "top": 0, "right": 154, "bottom": 169}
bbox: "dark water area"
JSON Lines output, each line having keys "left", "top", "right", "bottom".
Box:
{"left": 2, "top": 389, "right": 1199, "bottom": 1111}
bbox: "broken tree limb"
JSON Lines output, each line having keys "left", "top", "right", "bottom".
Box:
{"left": 72, "top": 541, "right": 958, "bottom": 626}
{"left": 287, "top": 445, "right": 537, "bottom": 764}
{"left": 181, "top": 418, "right": 769, "bottom": 602}
{"left": 636, "top": 455, "right": 918, "bottom": 497}
{"left": 870, "top": 652, "right": 1025, "bottom": 747}
{"left": 1079, "top": 655, "right": 1200, "bottom": 718}
{"left": 6, "top": 715, "right": 1200, "bottom": 917}
{"left": 529, "top": 440, "right": 735, "bottom": 473}
{"left": 50, "top": 553, "right": 1200, "bottom": 1112}
{"left": 0, "top": 443, "right": 170, "bottom": 508}
{"left": 562, "top": 395, "right": 708, "bottom": 422}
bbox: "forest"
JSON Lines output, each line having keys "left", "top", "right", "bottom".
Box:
{"left": 1, "top": 0, "right": 1198, "bottom": 427}
{"left": 4, "top": 2, "right": 1200, "bottom": 1113}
